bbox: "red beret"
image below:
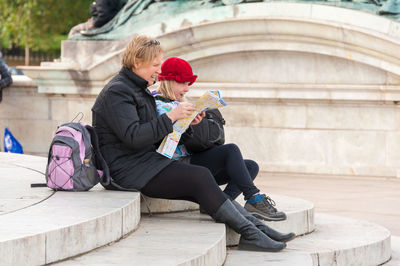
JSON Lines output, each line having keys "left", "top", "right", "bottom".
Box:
{"left": 158, "top": 57, "right": 198, "bottom": 85}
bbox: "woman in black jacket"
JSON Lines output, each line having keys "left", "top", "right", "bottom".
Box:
{"left": 92, "top": 35, "right": 290, "bottom": 252}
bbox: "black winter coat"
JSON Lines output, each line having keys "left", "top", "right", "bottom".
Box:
{"left": 92, "top": 67, "right": 173, "bottom": 190}
{"left": 0, "top": 61, "right": 12, "bottom": 102}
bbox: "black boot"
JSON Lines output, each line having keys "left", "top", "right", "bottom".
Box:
{"left": 232, "top": 200, "right": 296, "bottom": 242}
{"left": 213, "top": 200, "right": 286, "bottom": 252}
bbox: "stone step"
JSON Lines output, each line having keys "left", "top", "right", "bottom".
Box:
{"left": 0, "top": 152, "right": 142, "bottom": 266}
{"left": 0, "top": 152, "right": 47, "bottom": 173}
{"left": 225, "top": 213, "right": 391, "bottom": 266}
{"left": 384, "top": 236, "right": 400, "bottom": 265}
{"left": 0, "top": 154, "right": 51, "bottom": 215}
{"left": 227, "top": 195, "right": 314, "bottom": 246}
{"left": 56, "top": 211, "right": 226, "bottom": 266}
{"left": 141, "top": 195, "right": 314, "bottom": 239}
{"left": 141, "top": 194, "right": 314, "bottom": 247}
{"left": 0, "top": 188, "right": 141, "bottom": 266}
{"left": 140, "top": 195, "right": 199, "bottom": 214}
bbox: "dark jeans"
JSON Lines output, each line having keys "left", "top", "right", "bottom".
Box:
{"left": 190, "top": 144, "right": 260, "bottom": 200}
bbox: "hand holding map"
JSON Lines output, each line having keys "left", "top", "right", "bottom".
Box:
{"left": 157, "top": 90, "right": 227, "bottom": 159}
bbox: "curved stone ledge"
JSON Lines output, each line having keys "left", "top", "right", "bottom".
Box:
{"left": 225, "top": 213, "right": 391, "bottom": 266}
{"left": 0, "top": 190, "right": 141, "bottom": 265}
{"left": 57, "top": 212, "right": 226, "bottom": 266}
{"left": 0, "top": 152, "right": 47, "bottom": 174}
{"left": 20, "top": 3, "right": 400, "bottom": 95}
{"left": 385, "top": 236, "right": 400, "bottom": 265}
{"left": 141, "top": 195, "right": 199, "bottom": 214}
{"left": 140, "top": 194, "right": 314, "bottom": 247}
{"left": 188, "top": 82, "right": 400, "bottom": 104}
{"left": 0, "top": 155, "right": 52, "bottom": 215}
{"left": 162, "top": 17, "right": 400, "bottom": 77}
{"left": 0, "top": 154, "right": 142, "bottom": 266}
{"left": 226, "top": 194, "right": 315, "bottom": 246}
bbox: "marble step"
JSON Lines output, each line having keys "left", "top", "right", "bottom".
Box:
{"left": 225, "top": 195, "right": 315, "bottom": 246}
{"left": 225, "top": 213, "right": 391, "bottom": 266}
{"left": 141, "top": 195, "right": 199, "bottom": 214}
{"left": 55, "top": 211, "right": 226, "bottom": 266}
{"left": 0, "top": 185, "right": 140, "bottom": 266}
{"left": 0, "top": 152, "right": 47, "bottom": 173}
{"left": 0, "top": 154, "right": 51, "bottom": 215}
{"left": 141, "top": 194, "right": 314, "bottom": 246}
{"left": 384, "top": 236, "right": 400, "bottom": 265}
{"left": 0, "top": 152, "right": 142, "bottom": 265}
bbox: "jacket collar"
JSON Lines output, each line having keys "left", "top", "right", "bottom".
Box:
{"left": 152, "top": 92, "right": 174, "bottom": 103}
{"left": 120, "top": 67, "right": 148, "bottom": 89}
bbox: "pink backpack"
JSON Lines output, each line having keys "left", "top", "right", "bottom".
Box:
{"left": 45, "top": 123, "right": 110, "bottom": 191}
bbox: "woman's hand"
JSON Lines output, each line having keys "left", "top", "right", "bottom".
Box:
{"left": 190, "top": 111, "right": 205, "bottom": 126}
{"left": 166, "top": 103, "right": 196, "bottom": 123}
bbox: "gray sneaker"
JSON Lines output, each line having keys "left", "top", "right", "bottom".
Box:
{"left": 244, "top": 194, "right": 287, "bottom": 221}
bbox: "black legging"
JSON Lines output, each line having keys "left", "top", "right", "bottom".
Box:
{"left": 141, "top": 161, "right": 227, "bottom": 215}
{"left": 191, "top": 144, "right": 260, "bottom": 200}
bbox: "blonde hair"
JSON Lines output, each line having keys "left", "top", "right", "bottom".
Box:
{"left": 157, "top": 80, "right": 178, "bottom": 101}
{"left": 122, "top": 35, "right": 163, "bottom": 70}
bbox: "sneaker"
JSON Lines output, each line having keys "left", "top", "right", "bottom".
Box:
{"left": 244, "top": 194, "right": 287, "bottom": 221}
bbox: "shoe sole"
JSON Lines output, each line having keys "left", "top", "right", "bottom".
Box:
{"left": 250, "top": 212, "right": 287, "bottom": 221}
{"left": 277, "top": 233, "right": 296, "bottom": 243}
{"left": 239, "top": 242, "right": 286, "bottom": 252}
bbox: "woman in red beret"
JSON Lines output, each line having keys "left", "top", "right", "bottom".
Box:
{"left": 154, "top": 56, "right": 290, "bottom": 222}
{"left": 93, "top": 36, "right": 292, "bottom": 252}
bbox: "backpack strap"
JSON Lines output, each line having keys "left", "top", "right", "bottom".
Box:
{"left": 84, "top": 125, "right": 109, "bottom": 185}
{"left": 86, "top": 125, "right": 152, "bottom": 215}
{"left": 85, "top": 125, "right": 139, "bottom": 192}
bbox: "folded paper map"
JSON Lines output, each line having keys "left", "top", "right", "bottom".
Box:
{"left": 157, "top": 90, "right": 227, "bottom": 159}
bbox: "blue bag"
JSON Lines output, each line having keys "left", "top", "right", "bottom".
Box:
{"left": 4, "top": 128, "right": 23, "bottom": 154}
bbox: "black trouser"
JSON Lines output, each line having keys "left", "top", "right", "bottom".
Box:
{"left": 190, "top": 144, "right": 260, "bottom": 200}
{"left": 141, "top": 161, "right": 227, "bottom": 215}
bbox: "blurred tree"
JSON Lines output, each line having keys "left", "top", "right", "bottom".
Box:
{"left": 0, "top": 0, "right": 93, "bottom": 65}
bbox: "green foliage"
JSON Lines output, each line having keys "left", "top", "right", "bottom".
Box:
{"left": 0, "top": 0, "right": 93, "bottom": 52}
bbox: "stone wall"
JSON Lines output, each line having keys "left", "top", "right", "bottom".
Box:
{"left": 11, "top": 3, "right": 400, "bottom": 178}
{"left": 3, "top": 75, "right": 400, "bottom": 178}
{"left": 182, "top": 82, "right": 400, "bottom": 178}
{"left": 222, "top": 99, "right": 400, "bottom": 178}
{"left": 0, "top": 76, "right": 95, "bottom": 156}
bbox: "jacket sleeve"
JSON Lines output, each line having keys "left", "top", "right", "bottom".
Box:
{"left": 0, "top": 63, "right": 12, "bottom": 89}
{"left": 101, "top": 87, "right": 173, "bottom": 150}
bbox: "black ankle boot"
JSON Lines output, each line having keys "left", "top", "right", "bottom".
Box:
{"left": 232, "top": 200, "right": 295, "bottom": 242}
{"left": 213, "top": 200, "right": 286, "bottom": 252}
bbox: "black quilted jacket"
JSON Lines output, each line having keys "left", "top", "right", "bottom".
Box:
{"left": 92, "top": 67, "right": 173, "bottom": 189}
